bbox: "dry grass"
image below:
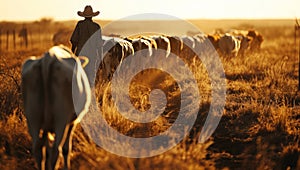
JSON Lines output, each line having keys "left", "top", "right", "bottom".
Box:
{"left": 0, "top": 19, "right": 299, "bottom": 170}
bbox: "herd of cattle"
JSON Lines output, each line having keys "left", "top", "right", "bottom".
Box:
{"left": 53, "top": 29, "right": 264, "bottom": 81}
{"left": 22, "top": 29, "right": 263, "bottom": 169}
{"left": 100, "top": 29, "right": 263, "bottom": 80}
{"left": 214, "top": 29, "right": 263, "bottom": 57}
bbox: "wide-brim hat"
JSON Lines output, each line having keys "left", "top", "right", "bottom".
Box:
{"left": 78, "top": 5, "right": 99, "bottom": 17}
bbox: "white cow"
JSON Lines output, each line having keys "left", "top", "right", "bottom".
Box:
{"left": 218, "top": 33, "right": 241, "bottom": 58}
{"left": 139, "top": 36, "right": 158, "bottom": 50}
{"left": 193, "top": 33, "right": 212, "bottom": 55}
{"left": 125, "top": 37, "right": 153, "bottom": 57}
{"left": 227, "top": 29, "right": 253, "bottom": 56}
{"left": 150, "top": 35, "right": 171, "bottom": 58}
{"left": 21, "top": 45, "right": 91, "bottom": 170}
{"left": 179, "top": 36, "right": 196, "bottom": 65}
{"left": 101, "top": 37, "right": 135, "bottom": 81}
{"left": 102, "top": 37, "right": 123, "bottom": 81}
{"left": 167, "top": 35, "right": 183, "bottom": 56}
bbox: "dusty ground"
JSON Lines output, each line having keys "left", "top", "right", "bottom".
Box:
{"left": 0, "top": 19, "right": 299, "bottom": 170}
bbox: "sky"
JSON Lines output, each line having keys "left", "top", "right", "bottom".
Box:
{"left": 1, "top": 0, "right": 300, "bottom": 21}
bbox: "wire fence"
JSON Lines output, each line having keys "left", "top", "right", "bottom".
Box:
{"left": 295, "top": 19, "right": 300, "bottom": 90}
{"left": 0, "top": 27, "right": 54, "bottom": 52}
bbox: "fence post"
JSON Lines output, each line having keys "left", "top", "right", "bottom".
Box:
{"left": 13, "top": 29, "right": 16, "bottom": 50}
{"left": 295, "top": 25, "right": 298, "bottom": 58}
{"left": 295, "top": 18, "right": 300, "bottom": 92}
{"left": 0, "top": 29, "right": 2, "bottom": 52}
{"left": 29, "top": 30, "right": 33, "bottom": 49}
{"left": 6, "top": 30, "right": 9, "bottom": 50}
{"left": 298, "top": 28, "right": 300, "bottom": 91}
{"left": 25, "top": 29, "right": 28, "bottom": 48}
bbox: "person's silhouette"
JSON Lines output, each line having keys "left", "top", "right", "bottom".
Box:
{"left": 71, "top": 5, "right": 103, "bottom": 87}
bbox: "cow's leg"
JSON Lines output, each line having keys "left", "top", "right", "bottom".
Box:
{"left": 102, "top": 54, "right": 111, "bottom": 82}
{"left": 45, "top": 131, "right": 55, "bottom": 170}
{"left": 31, "top": 130, "right": 46, "bottom": 170}
{"left": 62, "top": 123, "right": 76, "bottom": 170}
{"left": 27, "top": 116, "right": 46, "bottom": 170}
{"left": 49, "top": 124, "right": 70, "bottom": 170}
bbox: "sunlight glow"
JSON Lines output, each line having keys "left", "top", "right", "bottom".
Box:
{"left": 1, "top": 0, "right": 299, "bottom": 21}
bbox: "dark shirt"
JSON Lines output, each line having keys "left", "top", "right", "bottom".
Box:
{"left": 70, "top": 18, "right": 101, "bottom": 56}
{"left": 70, "top": 18, "right": 103, "bottom": 87}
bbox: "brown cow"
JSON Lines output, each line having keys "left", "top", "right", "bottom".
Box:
{"left": 247, "top": 30, "right": 263, "bottom": 51}
{"left": 150, "top": 35, "right": 171, "bottom": 58}
{"left": 167, "top": 35, "right": 183, "bottom": 56}
{"left": 218, "top": 33, "right": 241, "bottom": 58}
{"left": 207, "top": 34, "right": 221, "bottom": 51}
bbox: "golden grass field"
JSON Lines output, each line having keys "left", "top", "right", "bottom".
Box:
{"left": 0, "top": 19, "right": 299, "bottom": 170}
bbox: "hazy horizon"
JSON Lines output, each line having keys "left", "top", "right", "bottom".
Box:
{"left": 0, "top": 18, "right": 297, "bottom": 23}
{"left": 1, "top": 16, "right": 298, "bottom": 23}
{"left": 1, "top": 0, "right": 299, "bottom": 22}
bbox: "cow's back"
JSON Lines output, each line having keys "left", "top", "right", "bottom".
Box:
{"left": 22, "top": 46, "right": 90, "bottom": 132}
{"left": 22, "top": 57, "right": 45, "bottom": 134}
{"left": 45, "top": 55, "right": 77, "bottom": 129}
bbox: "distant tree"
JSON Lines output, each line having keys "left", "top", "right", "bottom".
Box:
{"left": 39, "top": 17, "right": 54, "bottom": 25}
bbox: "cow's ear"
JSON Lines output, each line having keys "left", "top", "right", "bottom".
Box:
{"left": 77, "top": 56, "right": 89, "bottom": 68}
